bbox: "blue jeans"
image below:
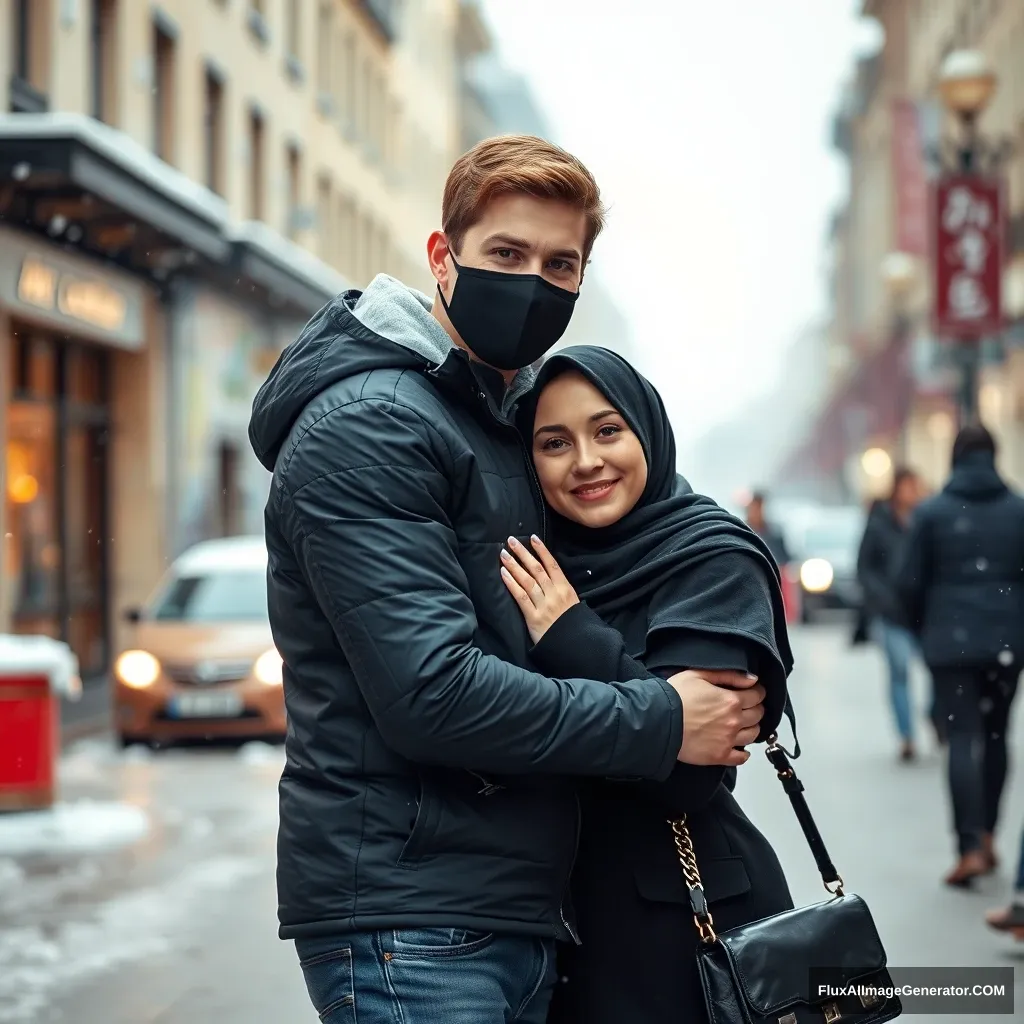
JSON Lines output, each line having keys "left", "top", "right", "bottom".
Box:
{"left": 870, "top": 618, "right": 917, "bottom": 741}
{"left": 295, "top": 928, "right": 557, "bottom": 1023}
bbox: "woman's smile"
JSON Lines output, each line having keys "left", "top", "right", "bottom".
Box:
{"left": 570, "top": 478, "right": 621, "bottom": 502}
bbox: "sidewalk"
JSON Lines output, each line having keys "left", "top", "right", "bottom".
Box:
{"left": 61, "top": 679, "right": 111, "bottom": 745}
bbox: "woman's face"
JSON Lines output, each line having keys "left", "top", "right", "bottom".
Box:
{"left": 531, "top": 370, "right": 648, "bottom": 528}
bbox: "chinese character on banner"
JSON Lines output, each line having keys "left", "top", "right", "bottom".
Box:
{"left": 933, "top": 175, "right": 1005, "bottom": 338}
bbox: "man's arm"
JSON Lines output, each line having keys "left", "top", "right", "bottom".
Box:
{"left": 280, "top": 395, "right": 681, "bottom": 780}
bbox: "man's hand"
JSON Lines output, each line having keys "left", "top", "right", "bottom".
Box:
{"left": 667, "top": 670, "right": 766, "bottom": 767}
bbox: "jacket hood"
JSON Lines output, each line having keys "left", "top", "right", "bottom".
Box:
{"left": 248, "top": 275, "right": 538, "bottom": 470}
{"left": 945, "top": 450, "right": 1008, "bottom": 501}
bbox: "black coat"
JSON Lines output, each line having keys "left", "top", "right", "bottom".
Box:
{"left": 247, "top": 292, "right": 683, "bottom": 941}
{"left": 530, "top": 602, "right": 793, "bottom": 1024}
{"left": 856, "top": 500, "right": 909, "bottom": 624}
{"left": 896, "top": 451, "right": 1024, "bottom": 670}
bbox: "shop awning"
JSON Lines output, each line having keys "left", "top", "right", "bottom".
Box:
{"left": 0, "top": 114, "right": 351, "bottom": 315}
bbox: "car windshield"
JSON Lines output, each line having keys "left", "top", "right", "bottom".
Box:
{"left": 801, "top": 519, "right": 862, "bottom": 556}
{"left": 150, "top": 570, "right": 269, "bottom": 623}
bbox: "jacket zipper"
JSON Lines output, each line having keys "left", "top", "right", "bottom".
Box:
{"left": 560, "top": 792, "right": 582, "bottom": 944}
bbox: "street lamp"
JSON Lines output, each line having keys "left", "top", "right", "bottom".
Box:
{"left": 929, "top": 49, "right": 1011, "bottom": 429}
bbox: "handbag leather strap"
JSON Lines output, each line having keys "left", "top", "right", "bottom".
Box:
{"left": 671, "top": 733, "right": 843, "bottom": 944}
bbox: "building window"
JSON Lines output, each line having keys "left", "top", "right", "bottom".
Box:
{"left": 286, "top": 145, "right": 302, "bottom": 241}
{"left": 152, "top": 20, "right": 177, "bottom": 162}
{"left": 10, "top": 0, "right": 50, "bottom": 108}
{"left": 316, "top": 2, "right": 332, "bottom": 102}
{"left": 317, "top": 175, "right": 333, "bottom": 262}
{"left": 203, "top": 66, "right": 225, "bottom": 195}
{"left": 247, "top": 106, "right": 266, "bottom": 221}
{"left": 90, "top": 0, "right": 118, "bottom": 123}
{"left": 286, "top": 0, "right": 301, "bottom": 59}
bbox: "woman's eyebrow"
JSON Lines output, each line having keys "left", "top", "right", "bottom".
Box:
{"left": 534, "top": 409, "right": 620, "bottom": 438}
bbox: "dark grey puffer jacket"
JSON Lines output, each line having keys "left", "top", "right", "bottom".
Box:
{"left": 248, "top": 275, "right": 683, "bottom": 942}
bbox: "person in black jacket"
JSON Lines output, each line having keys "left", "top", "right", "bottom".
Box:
{"left": 856, "top": 467, "right": 926, "bottom": 760}
{"left": 247, "top": 136, "right": 766, "bottom": 1023}
{"left": 499, "top": 347, "right": 795, "bottom": 1024}
{"left": 896, "top": 424, "right": 1024, "bottom": 887}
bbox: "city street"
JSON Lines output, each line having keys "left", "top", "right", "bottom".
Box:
{"left": 1, "top": 621, "right": 1022, "bottom": 1023}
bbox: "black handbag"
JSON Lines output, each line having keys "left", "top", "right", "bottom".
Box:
{"left": 670, "top": 736, "right": 902, "bottom": 1024}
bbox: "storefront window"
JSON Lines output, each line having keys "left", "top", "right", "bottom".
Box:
{"left": 3, "top": 325, "right": 111, "bottom": 677}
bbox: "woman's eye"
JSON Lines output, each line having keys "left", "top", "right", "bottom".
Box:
{"left": 541, "top": 438, "right": 568, "bottom": 451}
{"left": 597, "top": 425, "right": 622, "bottom": 438}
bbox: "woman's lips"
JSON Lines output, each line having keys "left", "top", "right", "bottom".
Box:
{"left": 570, "top": 479, "right": 620, "bottom": 502}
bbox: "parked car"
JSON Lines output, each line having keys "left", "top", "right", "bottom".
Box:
{"left": 112, "top": 536, "right": 285, "bottom": 747}
{"left": 787, "top": 507, "right": 866, "bottom": 623}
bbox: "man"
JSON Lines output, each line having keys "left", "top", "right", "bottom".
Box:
{"left": 896, "top": 425, "right": 1024, "bottom": 887}
{"left": 856, "top": 466, "right": 926, "bottom": 761}
{"left": 746, "top": 490, "right": 791, "bottom": 567}
{"left": 248, "top": 135, "right": 765, "bottom": 1022}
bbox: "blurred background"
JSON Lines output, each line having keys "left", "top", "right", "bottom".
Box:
{"left": 1, "top": 2, "right": 1024, "bottom": 1021}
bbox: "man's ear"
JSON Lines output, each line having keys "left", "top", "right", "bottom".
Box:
{"left": 427, "top": 231, "right": 452, "bottom": 289}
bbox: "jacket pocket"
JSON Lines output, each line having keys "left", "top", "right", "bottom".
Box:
{"left": 398, "top": 777, "right": 443, "bottom": 866}
{"left": 635, "top": 854, "right": 751, "bottom": 906}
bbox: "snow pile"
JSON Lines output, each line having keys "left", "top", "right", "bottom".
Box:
{"left": 0, "top": 855, "right": 263, "bottom": 1022}
{"left": 0, "top": 633, "right": 81, "bottom": 699}
{"left": 0, "top": 801, "right": 149, "bottom": 857}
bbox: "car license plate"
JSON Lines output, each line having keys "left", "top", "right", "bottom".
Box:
{"left": 170, "top": 692, "right": 243, "bottom": 718}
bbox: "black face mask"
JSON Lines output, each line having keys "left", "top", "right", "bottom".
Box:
{"left": 437, "top": 256, "right": 580, "bottom": 371}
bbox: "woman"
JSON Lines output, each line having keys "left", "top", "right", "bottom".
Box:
{"left": 498, "top": 346, "right": 795, "bottom": 1024}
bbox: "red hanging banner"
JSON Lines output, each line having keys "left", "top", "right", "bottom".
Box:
{"left": 932, "top": 175, "right": 1005, "bottom": 339}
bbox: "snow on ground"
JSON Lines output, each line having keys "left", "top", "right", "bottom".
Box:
{"left": 0, "top": 855, "right": 263, "bottom": 1022}
{"left": 0, "top": 801, "right": 150, "bottom": 857}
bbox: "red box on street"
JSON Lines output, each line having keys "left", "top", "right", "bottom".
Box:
{"left": 0, "top": 673, "right": 58, "bottom": 812}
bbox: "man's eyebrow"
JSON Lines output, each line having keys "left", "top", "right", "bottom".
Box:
{"left": 481, "top": 234, "right": 582, "bottom": 263}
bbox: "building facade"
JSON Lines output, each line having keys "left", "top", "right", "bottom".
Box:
{"left": 776, "top": 0, "right": 1024, "bottom": 501}
{"left": 0, "top": 0, "right": 465, "bottom": 676}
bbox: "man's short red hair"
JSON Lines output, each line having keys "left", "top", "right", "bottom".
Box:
{"left": 442, "top": 135, "right": 605, "bottom": 263}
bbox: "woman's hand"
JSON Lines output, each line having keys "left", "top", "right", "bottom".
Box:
{"left": 499, "top": 535, "right": 580, "bottom": 644}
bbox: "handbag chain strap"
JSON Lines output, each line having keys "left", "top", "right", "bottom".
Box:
{"left": 670, "top": 732, "right": 845, "bottom": 945}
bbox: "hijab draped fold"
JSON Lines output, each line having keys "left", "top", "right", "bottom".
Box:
{"left": 524, "top": 346, "right": 796, "bottom": 745}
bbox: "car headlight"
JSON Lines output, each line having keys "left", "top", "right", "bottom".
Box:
{"left": 254, "top": 648, "right": 283, "bottom": 686}
{"left": 800, "top": 558, "right": 834, "bottom": 593}
{"left": 114, "top": 650, "right": 161, "bottom": 689}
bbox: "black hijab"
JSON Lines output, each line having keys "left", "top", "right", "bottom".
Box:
{"left": 524, "top": 346, "right": 796, "bottom": 742}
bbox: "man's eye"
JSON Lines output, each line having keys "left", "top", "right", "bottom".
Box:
{"left": 495, "top": 248, "right": 516, "bottom": 259}
{"left": 549, "top": 259, "right": 575, "bottom": 272}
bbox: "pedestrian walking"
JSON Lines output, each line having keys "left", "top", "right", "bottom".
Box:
{"left": 985, "top": 825, "right": 1024, "bottom": 941}
{"left": 247, "top": 135, "right": 765, "bottom": 1022}
{"left": 856, "top": 467, "right": 933, "bottom": 761}
{"left": 745, "top": 490, "right": 792, "bottom": 568}
{"left": 896, "top": 425, "right": 1024, "bottom": 887}
{"left": 499, "top": 347, "right": 794, "bottom": 1024}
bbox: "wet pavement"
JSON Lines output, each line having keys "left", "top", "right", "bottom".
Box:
{"left": 0, "top": 621, "right": 1021, "bottom": 1022}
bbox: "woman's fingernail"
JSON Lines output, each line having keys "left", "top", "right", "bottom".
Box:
{"left": 500, "top": 548, "right": 511, "bottom": 561}
{"left": 500, "top": 566, "right": 511, "bottom": 578}
{"left": 507, "top": 535, "right": 519, "bottom": 547}
{"left": 746, "top": 673, "right": 758, "bottom": 681}
{"left": 531, "top": 534, "right": 541, "bottom": 544}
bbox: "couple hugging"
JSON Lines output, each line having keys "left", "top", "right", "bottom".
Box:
{"left": 248, "top": 134, "right": 795, "bottom": 1024}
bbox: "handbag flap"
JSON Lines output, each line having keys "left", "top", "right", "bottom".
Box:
{"left": 713, "top": 893, "right": 888, "bottom": 1014}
